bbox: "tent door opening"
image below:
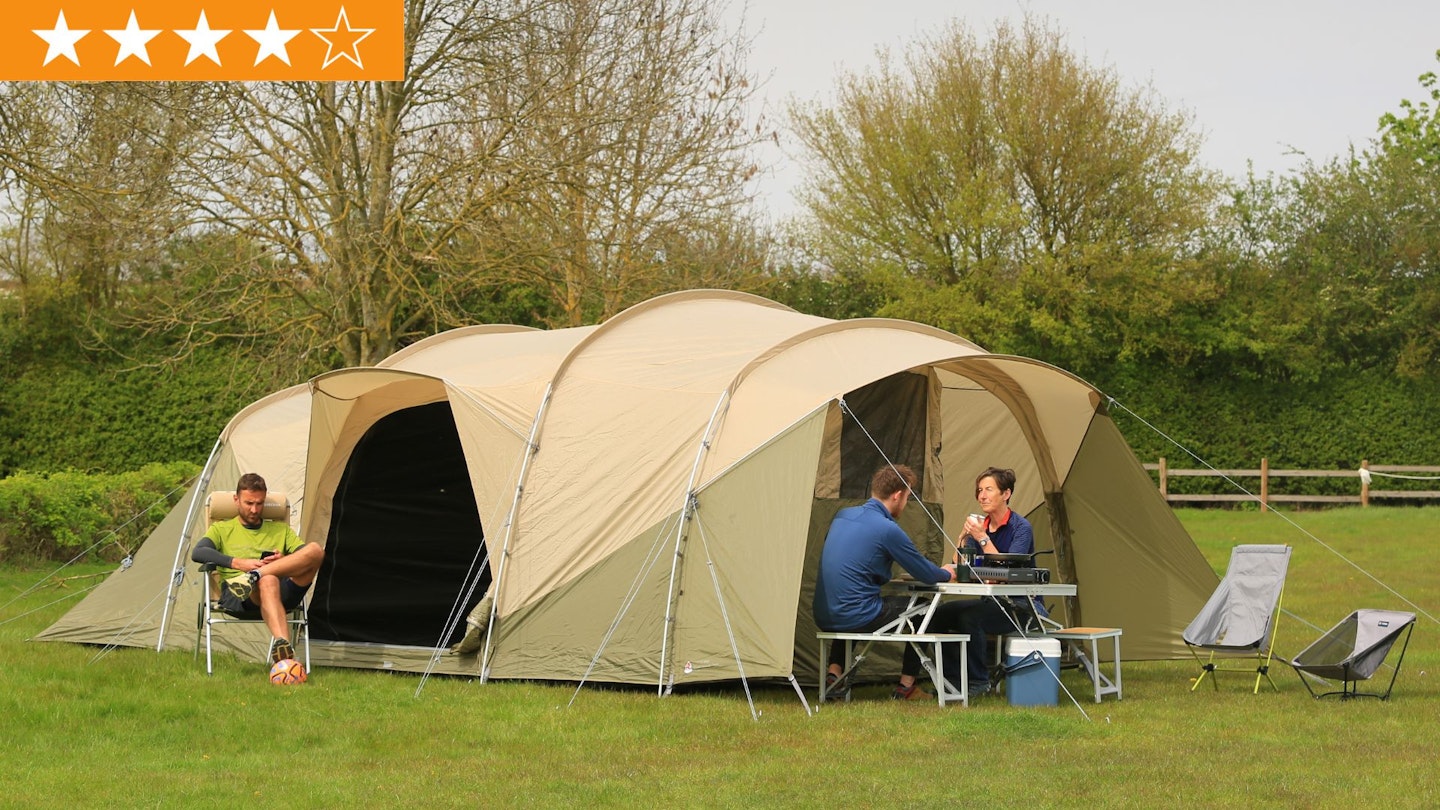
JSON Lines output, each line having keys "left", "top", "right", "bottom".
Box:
{"left": 308, "top": 401, "right": 488, "bottom": 648}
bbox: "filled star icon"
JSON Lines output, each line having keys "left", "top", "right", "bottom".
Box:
{"left": 33, "top": 10, "right": 90, "bottom": 67}
{"left": 105, "top": 10, "right": 161, "bottom": 66}
{"left": 311, "top": 6, "right": 375, "bottom": 70}
{"left": 245, "top": 10, "right": 300, "bottom": 66}
{"left": 175, "top": 10, "right": 232, "bottom": 66}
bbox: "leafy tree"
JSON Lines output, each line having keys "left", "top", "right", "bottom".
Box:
{"left": 786, "top": 16, "right": 1222, "bottom": 374}
{"left": 1220, "top": 52, "right": 1440, "bottom": 382}
{"left": 1379, "top": 49, "right": 1440, "bottom": 167}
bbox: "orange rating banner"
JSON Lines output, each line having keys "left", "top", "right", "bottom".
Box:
{"left": 6, "top": 1, "right": 404, "bottom": 80}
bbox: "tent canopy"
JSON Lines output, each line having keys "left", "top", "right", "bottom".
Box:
{"left": 37, "top": 291, "right": 1218, "bottom": 685}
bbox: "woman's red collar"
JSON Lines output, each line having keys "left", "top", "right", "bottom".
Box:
{"left": 984, "top": 508, "right": 1012, "bottom": 530}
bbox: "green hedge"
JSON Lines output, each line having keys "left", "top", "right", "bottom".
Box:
{"left": 0, "top": 346, "right": 275, "bottom": 476}
{"left": 0, "top": 462, "right": 198, "bottom": 564}
{"left": 1095, "top": 364, "right": 1440, "bottom": 498}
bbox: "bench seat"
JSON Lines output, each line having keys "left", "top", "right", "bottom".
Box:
{"left": 817, "top": 631, "right": 971, "bottom": 707}
{"left": 1045, "top": 627, "right": 1122, "bottom": 703}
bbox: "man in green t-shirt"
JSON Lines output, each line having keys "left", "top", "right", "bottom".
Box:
{"left": 192, "top": 473, "right": 325, "bottom": 664}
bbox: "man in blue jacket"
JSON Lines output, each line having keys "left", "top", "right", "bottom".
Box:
{"left": 814, "top": 464, "right": 957, "bottom": 700}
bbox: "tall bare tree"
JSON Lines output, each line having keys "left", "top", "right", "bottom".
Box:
{"left": 3, "top": 0, "right": 769, "bottom": 368}
{"left": 119, "top": 0, "right": 769, "bottom": 365}
{"left": 478, "top": 0, "right": 770, "bottom": 325}
{"left": 0, "top": 83, "right": 201, "bottom": 316}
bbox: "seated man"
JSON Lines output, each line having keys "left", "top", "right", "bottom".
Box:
{"left": 813, "top": 464, "right": 957, "bottom": 701}
{"left": 935, "top": 466, "right": 1045, "bottom": 694}
{"left": 192, "top": 473, "right": 325, "bottom": 665}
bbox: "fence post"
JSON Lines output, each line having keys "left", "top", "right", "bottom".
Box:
{"left": 1361, "top": 458, "right": 1370, "bottom": 507}
{"left": 1158, "top": 457, "right": 1168, "bottom": 499}
{"left": 1260, "top": 457, "right": 1269, "bottom": 512}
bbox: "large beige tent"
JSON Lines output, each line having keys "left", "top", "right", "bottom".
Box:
{"left": 38, "top": 291, "right": 1217, "bottom": 688}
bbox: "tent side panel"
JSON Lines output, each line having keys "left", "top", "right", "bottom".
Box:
{"left": 1059, "top": 414, "right": 1218, "bottom": 659}
{"left": 487, "top": 517, "right": 674, "bottom": 682}
{"left": 668, "top": 408, "right": 828, "bottom": 683}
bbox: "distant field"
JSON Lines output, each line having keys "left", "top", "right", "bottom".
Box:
{"left": 0, "top": 507, "right": 1435, "bottom": 807}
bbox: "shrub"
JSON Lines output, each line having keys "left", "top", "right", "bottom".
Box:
{"left": 0, "top": 462, "right": 199, "bottom": 564}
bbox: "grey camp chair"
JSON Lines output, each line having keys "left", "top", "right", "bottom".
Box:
{"left": 1183, "top": 544, "right": 1291, "bottom": 693}
{"left": 1289, "top": 609, "right": 1416, "bottom": 700}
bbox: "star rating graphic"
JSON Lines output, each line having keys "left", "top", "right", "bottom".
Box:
{"left": 312, "top": 6, "right": 374, "bottom": 69}
{"left": 33, "top": 10, "right": 87, "bottom": 67}
{"left": 13, "top": 2, "right": 401, "bottom": 80}
{"left": 245, "top": 10, "right": 299, "bottom": 66}
{"left": 175, "top": 11, "right": 229, "bottom": 67}
{"left": 106, "top": 11, "right": 160, "bottom": 66}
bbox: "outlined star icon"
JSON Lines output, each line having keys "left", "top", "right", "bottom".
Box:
{"left": 311, "top": 6, "right": 375, "bottom": 69}
{"left": 175, "top": 10, "right": 232, "bottom": 66}
{"left": 105, "top": 10, "right": 161, "bottom": 66}
{"left": 245, "top": 10, "right": 300, "bottom": 66}
{"left": 33, "top": 10, "right": 90, "bottom": 67}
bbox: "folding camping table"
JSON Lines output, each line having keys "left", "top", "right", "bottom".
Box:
{"left": 817, "top": 581, "right": 1074, "bottom": 708}
{"left": 889, "top": 579, "right": 1078, "bottom": 633}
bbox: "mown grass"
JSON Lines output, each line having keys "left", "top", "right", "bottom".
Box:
{"left": 0, "top": 507, "right": 1436, "bottom": 807}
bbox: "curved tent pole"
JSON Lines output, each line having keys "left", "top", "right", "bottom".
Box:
{"left": 655, "top": 389, "right": 734, "bottom": 696}
{"left": 478, "top": 382, "right": 555, "bottom": 683}
{"left": 155, "top": 437, "right": 223, "bottom": 652}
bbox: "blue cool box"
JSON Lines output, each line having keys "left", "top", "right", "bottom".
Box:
{"left": 1005, "top": 636, "right": 1061, "bottom": 707}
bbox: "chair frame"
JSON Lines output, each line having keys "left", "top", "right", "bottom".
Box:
{"left": 196, "top": 563, "right": 311, "bottom": 675}
{"left": 1187, "top": 582, "right": 1286, "bottom": 694}
{"left": 1185, "top": 545, "right": 1291, "bottom": 694}
{"left": 1292, "top": 614, "right": 1416, "bottom": 701}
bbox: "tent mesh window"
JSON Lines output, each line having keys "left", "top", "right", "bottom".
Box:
{"left": 839, "top": 371, "right": 928, "bottom": 499}
{"left": 309, "top": 401, "right": 487, "bottom": 648}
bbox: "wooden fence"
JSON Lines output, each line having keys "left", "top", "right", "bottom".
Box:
{"left": 1142, "top": 459, "right": 1440, "bottom": 510}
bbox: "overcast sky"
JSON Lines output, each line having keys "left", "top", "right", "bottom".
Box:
{"left": 731, "top": 0, "right": 1440, "bottom": 217}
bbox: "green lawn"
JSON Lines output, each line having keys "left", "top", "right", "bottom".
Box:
{"left": 1, "top": 507, "right": 1436, "bottom": 807}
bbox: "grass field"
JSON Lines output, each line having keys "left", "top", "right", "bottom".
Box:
{"left": 1, "top": 508, "right": 1436, "bottom": 807}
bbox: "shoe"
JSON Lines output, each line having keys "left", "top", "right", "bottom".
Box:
{"left": 968, "top": 681, "right": 991, "bottom": 698}
{"left": 226, "top": 570, "right": 261, "bottom": 602}
{"left": 821, "top": 672, "right": 849, "bottom": 703}
{"left": 892, "top": 682, "right": 932, "bottom": 701}
{"left": 269, "top": 637, "right": 295, "bottom": 664}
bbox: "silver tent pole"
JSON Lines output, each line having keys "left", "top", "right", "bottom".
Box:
{"left": 155, "top": 438, "right": 222, "bottom": 652}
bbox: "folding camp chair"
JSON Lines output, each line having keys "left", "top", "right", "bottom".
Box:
{"left": 195, "top": 491, "right": 310, "bottom": 675}
{"left": 1288, "top": 609, "right": 1416, "bottom": 700}
{"left": 1183, "top": 544, "right": 1291, "bottom": 693}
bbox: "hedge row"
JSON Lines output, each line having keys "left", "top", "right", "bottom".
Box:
{"left": 0, "top": 346, "right": 275, "bottom": 476}
{"left": 0, "top": 462, "right": 199, "bottom": 564}
{"left": 1095, "top": 365, "right": 1440, "bottom": 497}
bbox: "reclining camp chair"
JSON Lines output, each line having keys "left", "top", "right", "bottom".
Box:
{"left": 1289, "top": 609, "right": 1416, "bottom": 700}
{"left": 1183, "top": 544, "right": 1291, "bottom": 693}
{"left": 195, "top": 491, "right": 310, "bottom": 675}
